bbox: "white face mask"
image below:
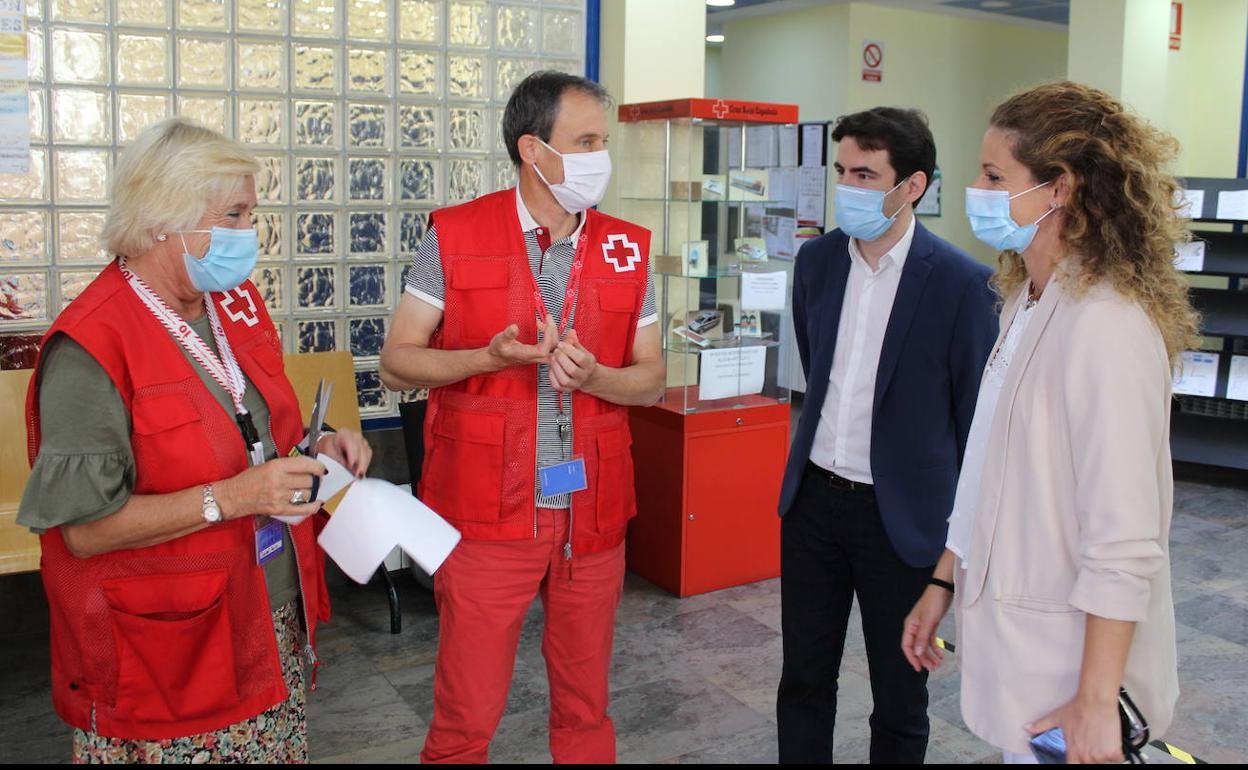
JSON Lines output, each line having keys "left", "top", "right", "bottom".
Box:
{"left": 532, "top": 138, "right": 612, "bottom": 214}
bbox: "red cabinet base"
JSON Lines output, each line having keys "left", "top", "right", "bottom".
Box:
{"left": 626, "top": 390, "right": 789, "bottom": 597}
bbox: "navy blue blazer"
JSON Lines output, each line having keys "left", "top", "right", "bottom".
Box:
{"left": 780, "top": 221, "right": 999, "bottom": 568}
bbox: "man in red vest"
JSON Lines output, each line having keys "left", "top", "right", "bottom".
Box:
{"left": 380, "top": 71, "right": 665, "bottom": 764}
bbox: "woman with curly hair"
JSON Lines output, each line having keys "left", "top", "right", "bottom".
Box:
{"left": 900, "top": 81, "right": 1198, "bottom": 763}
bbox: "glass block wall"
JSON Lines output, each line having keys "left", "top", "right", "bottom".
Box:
{"left": 0, "top": 0, "right": 586, "bottom": 418}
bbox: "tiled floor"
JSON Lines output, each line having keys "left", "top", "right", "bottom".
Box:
{"left": 2, "top": 470, "right": 1246, "bottom": 764}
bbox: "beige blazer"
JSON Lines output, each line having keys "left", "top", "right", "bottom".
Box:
{"left": 954, "top": 276, "right": 1179, "bottom": 753}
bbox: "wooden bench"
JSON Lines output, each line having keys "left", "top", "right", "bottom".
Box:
{"left": 0, "top": 369, "right": 38, "bottom": 575}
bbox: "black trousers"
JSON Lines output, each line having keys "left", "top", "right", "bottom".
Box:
{"left": 777, "top": 464, "right": 934, "bottom": 764}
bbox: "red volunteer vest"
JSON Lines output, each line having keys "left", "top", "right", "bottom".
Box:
{"left": 25, "top": 261, "right": 331, "bottom": 741}
{"left": 419, "top": 188, "right": 651, "bottom": 555}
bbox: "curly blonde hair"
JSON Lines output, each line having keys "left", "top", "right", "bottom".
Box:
{"left": 989, "top": 81, "right": 1199, "bottom": 363}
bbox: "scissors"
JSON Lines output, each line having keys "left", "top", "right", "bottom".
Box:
{"left": 305, "top": 379, "right": 333, "bottom": 500}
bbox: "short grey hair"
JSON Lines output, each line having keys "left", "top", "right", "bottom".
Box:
{"left": 101, "top": 118, "right": 260, "bottom": 257}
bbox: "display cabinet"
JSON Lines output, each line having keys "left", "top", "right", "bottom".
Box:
{"left": 613, "top": 99, "right": 800, "bottom": 596}
{"left": 1170, "top": 177, "right": 1248, "bottom": 470}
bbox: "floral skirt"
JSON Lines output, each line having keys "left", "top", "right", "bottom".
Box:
{"left": 71, "top": 601, "right": 308, "bottom": 764}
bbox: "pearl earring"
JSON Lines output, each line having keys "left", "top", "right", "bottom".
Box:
{"left": 156, "top": 233, "right": 168, "bottom": 242}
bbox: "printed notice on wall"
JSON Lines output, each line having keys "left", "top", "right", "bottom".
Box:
{"left": 800, "top": 123, "right": 825, "bottom": 167}
{"left": 745, "top": 125, "right": 779, "bottom": 168}
{"left": 1227, "top": 355, "right": 1248, "bottom": 402}
{"left": 0, "top": 0, "right": 28, "bottom": 174}
{"left": 699, "top": 345, "right": 767, "bottom": 401}
{"left": 1173, "top": 350, "right": 1219, "bottom": 397}
{"left": 797, "top": 166, "right": 827, "bottom": 226}
{"left": 778, "top": 124, "right": 798, "bottom": 167}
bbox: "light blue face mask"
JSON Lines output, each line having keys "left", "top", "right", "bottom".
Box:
{"left": 964, "top": 181, "right": 1055, "bottom": 253}
{"left": 834, "top": 177, "right": 909, "bottom": 242}
{"left": 178, "top": 227, "right": 259, "bottom": 292}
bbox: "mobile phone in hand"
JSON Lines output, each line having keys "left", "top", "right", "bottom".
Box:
{"left": 1028, "top": 727, "right": 1067, "bottom": 764}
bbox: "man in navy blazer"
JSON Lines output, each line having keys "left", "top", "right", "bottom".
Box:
{"left": 776, "top": 108, "right": 998, "bottom": 764}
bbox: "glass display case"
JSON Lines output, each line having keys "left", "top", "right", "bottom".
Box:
{"left": 615, "top": 100, "right": 801, "bottom": 596}
{"left": 615, "top": 99, "right": 801, "bottom": 414}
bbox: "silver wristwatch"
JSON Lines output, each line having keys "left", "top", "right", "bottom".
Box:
{"left": 202, "top": 484, "right": 223, "bottom": 525}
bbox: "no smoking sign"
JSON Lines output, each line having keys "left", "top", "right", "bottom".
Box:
{"left": 862, "top": 40, "right": 883, "bottom": 83}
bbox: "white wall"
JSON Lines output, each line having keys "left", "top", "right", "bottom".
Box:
{"left": 1165, "top": 0, "right": 1247, "bottom": 178}
{"left": 599, "top": 0, "right": 707, "bottom": 217}
{"left": 720, "top": 1, "right": 1068, "bottom": 261}
{"left": 721, "top": 4, "right": 854, "bottom": 123}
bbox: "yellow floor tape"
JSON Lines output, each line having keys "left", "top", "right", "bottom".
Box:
{"left": 931, "top": 638, "right": 1206, "bottom": 764}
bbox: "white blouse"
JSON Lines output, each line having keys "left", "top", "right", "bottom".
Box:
{"left": 946, "top": 287, "right": 1038, "bottom": 568}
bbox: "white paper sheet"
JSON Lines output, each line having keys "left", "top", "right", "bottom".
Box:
{"left": 698, "top": 345, "right": 767, "bottom": 401}
{"left": 778, "top": 125, "right": 798, "bottom": 167}
{"left": 1173, "top": 241, "right": 1206, "bottom": 272}
{"left": 1176, "top": 189, "right": 1204, "bottom": 219}
{"left": 272, "top": 454, "right": 357, "bottom": 525}
{"left": 742, "top": 271, "right": 788, "bottom": 311}
{"left": 767, "top": 166, "right": 798, "bottom": 208}
{"left": 797, "top": 166, "right": 827, "bottom": 225}
{"left": 318, "top": 479, "right": 462, "bottom": 583}
{"left": 745, "top": 125, "right": 778, "bottom": 168}
{"left": 1228, "top": 355, "right": 1248, "bottom": 401}
{"left": 1173, "top": 351, "right": 1220, "bottom": 397}
{"left": 1215, "top": 189, "right": 1248, "bottom": 221}
{"left": 763, "top": 215, "right": 797, "bottom": 259}
{"left": 800, "top": 124, "right": 824, "bottom": 167}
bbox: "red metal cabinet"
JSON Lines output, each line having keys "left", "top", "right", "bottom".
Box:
{"left": 626, "top": 395, "right": 788, "bottom": 597}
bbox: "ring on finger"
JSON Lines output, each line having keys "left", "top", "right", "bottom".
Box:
{"left": 290, "top": 489, "right": 307, "bottom": 505}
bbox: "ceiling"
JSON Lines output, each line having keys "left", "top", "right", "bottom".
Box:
{"left": 706, "top": 0, "right": 1070, "bottom": 36}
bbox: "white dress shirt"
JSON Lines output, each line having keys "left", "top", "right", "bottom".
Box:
{"left": 809, "top": 216, "right": 916, "bottom": 483}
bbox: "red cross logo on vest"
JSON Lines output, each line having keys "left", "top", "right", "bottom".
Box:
{"left": 601, "top": 234, "right": 641, "bottom": 273}
{"left": 712, "top": 99, "right": 729, "bottom": 119}
{"left": 220, "top": 286, "right": 260, "bottom": 327}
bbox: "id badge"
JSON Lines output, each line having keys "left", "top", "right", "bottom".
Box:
{"left": 539, "top": 457, "right": 588, "bottom": 497}
{"left": 248, "top": 440, "right": 266, "bottom": 467}
{"left": 255, "top": 519, "right": 285, "bottom": 565}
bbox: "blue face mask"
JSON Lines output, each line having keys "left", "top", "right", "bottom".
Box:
{"left": 179, "top": 227, "right": 259, "bottom": 292}
{"left": 834, "top": 177, "right": 909, "bottom": 242}
{"left": 964, "top": 182, "right": 1055, "bottom": 253}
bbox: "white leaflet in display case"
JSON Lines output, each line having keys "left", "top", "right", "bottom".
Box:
{"left": 699, "top": 345, "right": 767, "bottom": 401}
{"left": 742, "top": 271, "right": 788, "bottom": 311}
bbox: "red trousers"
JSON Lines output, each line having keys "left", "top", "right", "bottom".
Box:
{"left": 420, "top": 508, "right": 626, "bottom": 764}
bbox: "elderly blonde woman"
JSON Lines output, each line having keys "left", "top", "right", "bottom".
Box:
{"left": 901, "top": 82, "right": 1198, "bottom": 763}
{"left": 18, "top": 118, "right": 372, "bottom": 763}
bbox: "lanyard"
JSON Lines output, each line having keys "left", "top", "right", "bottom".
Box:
{"left": 119, "top": 258, "right": 265, "bottom": 464}
{"left": 529, "top": 231, "right": 588, "bottom": 424}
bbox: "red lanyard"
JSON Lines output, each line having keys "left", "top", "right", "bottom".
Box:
{"left": 529, "top": 230, "right": 588, "bottom": 416}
